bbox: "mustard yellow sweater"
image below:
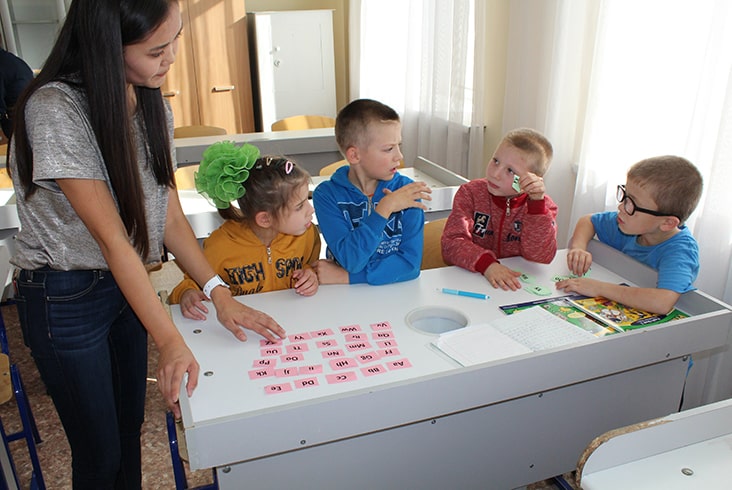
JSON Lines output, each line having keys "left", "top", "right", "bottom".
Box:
{"left": 169, "top": 220, "right": 321, "bottom": 303}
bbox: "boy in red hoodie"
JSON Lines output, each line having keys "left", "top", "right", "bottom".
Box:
{"left": 441, "top": 128, "right": 557, "bottom": 290}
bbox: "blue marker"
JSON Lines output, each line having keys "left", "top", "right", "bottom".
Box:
{"left": 440, "top": 288, "right": 490, "bottom": 300}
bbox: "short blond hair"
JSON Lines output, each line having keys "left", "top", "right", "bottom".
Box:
{"left": 502, "top": 128, "right": 553, "bottom": 176}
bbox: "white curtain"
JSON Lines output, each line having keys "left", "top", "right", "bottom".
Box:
{"left": 505, "top": 0, "right": 732, "bottom": 405}
{"left": 349, "top": 0, "right": 484, "bottom": 177}
{"left": 503, "top": 0, "right": 601, "bottom": 246}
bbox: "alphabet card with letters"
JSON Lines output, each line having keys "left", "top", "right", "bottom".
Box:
{"left": 246, "top": 321, "right": 414, "bottom": 394}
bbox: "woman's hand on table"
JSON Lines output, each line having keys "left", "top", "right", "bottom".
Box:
{"left": 211, "top": 288, "right": 286, "bottom": 342}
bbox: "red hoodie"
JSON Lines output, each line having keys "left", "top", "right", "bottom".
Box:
{"left": 441, "top": 179, "right": 558, "bottom": 273}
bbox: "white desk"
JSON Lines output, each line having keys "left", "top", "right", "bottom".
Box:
{"left": 171, "top": 241, "right": 732, "bottom": 489}
{"left": 579, "top": 398, "right": 732, "bottom": 489}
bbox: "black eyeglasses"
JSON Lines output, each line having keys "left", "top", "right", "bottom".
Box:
{"left": 616, "top": 185, "right": 676, "bottom": 218}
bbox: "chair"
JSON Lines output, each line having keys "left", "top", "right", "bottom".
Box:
{"left": 1, "top": 143, "right": 11, "bottom": 189}
{"left": 271, "top": 115, "right": 335, "bottom": 132}
{"left": 166, "top": 411, "right": 217, "bottom": 490}
{"left": 318, "top": 159, "right": 348, "bottom": 176}
{"left": 0, "top": 363, "right": 45, "bottom": 489}
{"left": 0, "top": 248, "right": 45, "bottom": 489}
{"left": 421, "top": 218, "right": 448, "bottom": 270}
{"left": 0, "top": 169, "right": 11, "bottom": 189}
{"left": 173, "top": 125, "right": 227, "bottom": 139}
{"left": 173, "top": 126, "right": 228, "bottom": 190}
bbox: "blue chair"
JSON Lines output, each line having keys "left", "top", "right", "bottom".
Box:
{"left": 165, "top": 411, "right": 217, "bottom": 490}
{"left": 0, "top": 313, "right": 45, "bottom": 489}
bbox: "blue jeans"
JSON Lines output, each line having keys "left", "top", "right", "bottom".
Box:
{"left": 14, "top": 268, "right": 147, "bottom": 490}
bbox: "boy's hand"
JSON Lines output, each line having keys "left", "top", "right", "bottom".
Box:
{"left": 566, "top": 248, "right": 593, "bottom": 276}
{"left": 555, "top": 277, "right": 602, "bottom": 297}
{"left": 179, "top": 289, "right": 209, "bottom": 320}
{"left": 518, "top": 172, "right": 545, "bottom": 200}
{"left": 376, "top": 181, "right": 432, "bottom": 218}
{"left": 312, "top": 259, "right": 349, "bottom": 285}
{"left": 292, "top": 267, "right": 319, "bottom": 296}
{"left": 484, "top": 262, "right": 522, "bottom": 290}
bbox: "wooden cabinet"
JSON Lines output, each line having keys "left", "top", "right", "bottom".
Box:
{"left": 163, "top": 0, "right": 255, "bottom": 134}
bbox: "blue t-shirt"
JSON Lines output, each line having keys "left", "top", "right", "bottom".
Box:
{"left": 591, "top": 211, "right": 699, "bottom": 293}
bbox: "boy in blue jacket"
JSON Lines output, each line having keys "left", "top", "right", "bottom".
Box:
{"left": 312, "top": 99, "right": 432, "bottom": 285}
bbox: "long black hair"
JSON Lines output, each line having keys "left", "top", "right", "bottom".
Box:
{"left": 11, "top": 0, "right": 177, "bottom": 258}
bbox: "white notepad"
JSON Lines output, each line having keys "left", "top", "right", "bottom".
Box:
{"left": 432, "top": 306, "right": 597, "bottom": 366}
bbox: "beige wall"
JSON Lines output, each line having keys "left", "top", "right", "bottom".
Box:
{"left": 479, "top": 0, "right": 510, "bottom": 178}
{"left": 246, "top": 0, "right": 350, "bottom": 112}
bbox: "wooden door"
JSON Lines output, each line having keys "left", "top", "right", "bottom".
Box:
{"left": 162, "top": 0, "right": 201, "bottom": 127}
{"left": 187, "top": 0, "right": 255, "bottom": 134}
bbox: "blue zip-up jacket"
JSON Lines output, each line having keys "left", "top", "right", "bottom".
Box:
{"left": 313, "top": 165, "right": 424, "bottom": 285}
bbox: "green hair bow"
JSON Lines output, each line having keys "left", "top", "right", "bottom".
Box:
{"left": 194, "top": 141, "right": 260, "bottom": 209}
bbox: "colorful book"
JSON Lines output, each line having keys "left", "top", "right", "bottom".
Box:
{"left": 539, "top": 298, "right": 616, "bottom": 337}
{"left": 567, "top": 296, "right": 688, "bottom": 332}
{"left": 500, "top": 295, "right": 615, "bottom": 337}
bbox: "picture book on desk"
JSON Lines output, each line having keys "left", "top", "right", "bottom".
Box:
{"left": 499, "top": 295, "right": 616, "bottom": 337}
{"left": 567, "top": 296, "right": 688, "bottom": 332}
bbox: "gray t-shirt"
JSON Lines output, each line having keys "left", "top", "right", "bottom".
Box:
{"left": 10, "top": 81, "right": 173, "bottom": 270}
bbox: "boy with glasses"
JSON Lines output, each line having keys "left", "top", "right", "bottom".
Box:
{"left": 557, "top": 156, "right": 703, "bottom": 314}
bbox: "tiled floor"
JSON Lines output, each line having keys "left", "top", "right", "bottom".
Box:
{"left": 0, "top": 262, "right": 579, "bottom": 489}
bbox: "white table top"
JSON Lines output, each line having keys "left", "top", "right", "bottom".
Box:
{"left": 170, "top": 242, "right": 732, "bottom": 469}
{"left": 172, "top": 250, "right": 628, "bottom": 429}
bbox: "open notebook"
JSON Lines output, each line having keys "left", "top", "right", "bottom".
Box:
{"left": 432, "top": 306, "right": 597, "bottom": 366}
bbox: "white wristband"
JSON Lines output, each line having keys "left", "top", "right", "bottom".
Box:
{"left": 203, "top": 275, "right": 229, "bottom": 299}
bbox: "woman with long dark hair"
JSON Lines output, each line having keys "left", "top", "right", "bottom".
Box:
{"left": 9, "top": 1, "right": 285, "bottom": 487}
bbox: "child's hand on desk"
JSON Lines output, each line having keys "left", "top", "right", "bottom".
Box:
{"left": 566, "top": 248, "right": 593, "bottom": 276}
{"left": 312, "top": 259, "right": 349, "bottom": 285}
{"left": 179, "top": 289, "right": 210, "bottom": 321}
{"left": 210, "top": 288, "right": 286, "bottom": 342}
{"left": 555, "top": 277, "right": 602, "bottom": 297}
{"left": 292, "top": 267, "right": 319, "bottom": 296}
{"left": 484, "top": 263, "right": 522, "bottom": 291}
